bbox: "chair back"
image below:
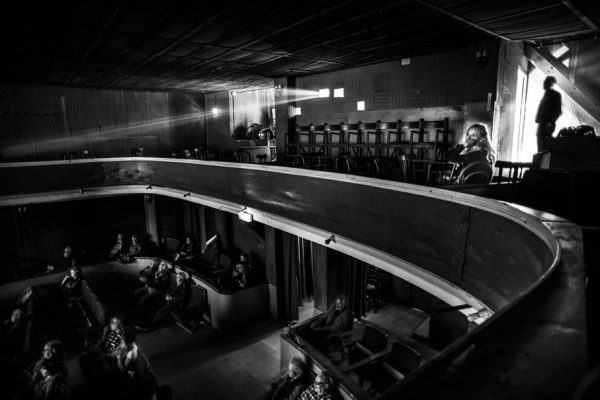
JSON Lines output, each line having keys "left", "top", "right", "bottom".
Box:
{"left": 387, "top": 341, "right": 421, "bottom": 375}
{"left": 360, "top": 325, "right": 388, "bottom": 354}
{"left": 165, "top": 238, "right": 179, "bottom": 253}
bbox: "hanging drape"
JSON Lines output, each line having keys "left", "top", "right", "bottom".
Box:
{"left": 297, "top": 238, "right": 314, "bottom": 301}
{"left": 331, "top": 250, "right": 369, "bottom": 318}
{"left": 282, "top": 232, "right": 299, "bottom": 321}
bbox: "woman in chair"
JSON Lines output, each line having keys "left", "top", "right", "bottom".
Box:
{"left": 448, "top": 123, "right": 495, "bottom": 184}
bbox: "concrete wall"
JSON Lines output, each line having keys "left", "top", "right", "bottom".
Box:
{"left": 0, "top": 84, "right": 206, "bottom": 161}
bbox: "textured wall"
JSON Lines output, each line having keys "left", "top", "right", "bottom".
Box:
{"left": 0, "top": 84, "right": 206, "bottom": 161}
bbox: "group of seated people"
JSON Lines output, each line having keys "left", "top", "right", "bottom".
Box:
{"left": 268, "top": 358, "right": 339, "bottom": 400}
{"left": 108, "top": 233, "right": 144, "bottom": 263}
{"left": 132, "top": 261, "right": 190, "bottom": 332}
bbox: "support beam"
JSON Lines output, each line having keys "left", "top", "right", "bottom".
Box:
{"left": 525, "top": 44, "right": 600, "bottom": 124}
{"left": 561, "top": 0, "right": 598, "bottom": 30}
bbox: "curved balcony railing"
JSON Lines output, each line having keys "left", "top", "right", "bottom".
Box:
{"left": 0, "top": 157, "right": 565, "bottom": 397}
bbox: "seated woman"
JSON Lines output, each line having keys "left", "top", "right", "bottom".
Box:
{"left": 173, "top": 236, "right": 198, "bottom": 261}
{"left": 133, "top": 263, "right": 172, "bottom": 329}
{"left": 31, "top": 359, "right": 69, "bottom": 400}
{"left": 59, "top": 266, "right": 83, "bottom": 299}
{"left": 114, "top": 329, "right": 139, "bottom": 376}
{"left": 16, "top": 286, "right": 39, "bottom": 317}
{"left": 229, "top": 262, "right": 257, "bottom": 290}
{"left": 48, "top": 246, "right": 76, "bottom": 271}
{"left": 268, "top": 357, "right": 308, "bottom": 400}
{"left": 299, "top": 372, "right": 335, "bottom": 400}
{"left": 79, "top": 316, "right": 125, "bottom": 380}
{"left": 108, "top": 233, "right": 126, "bottom": 259}
{"left": 1, "top": 307, "right": 26, "bottom": 356}
{"left": 119, "top": 234, "right": 142, "bottom": 264}
{"left": 447, "top": 123, "right": 496, "bottom": 184}
{"left": 303, "top": 295, "right": 353, "bottom": 350}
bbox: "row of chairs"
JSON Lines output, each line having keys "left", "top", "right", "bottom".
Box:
{"left": 343, "top": 324, "right": 421, "bottom": 397}
{"left": 77, "top": 280, "right": 107, "bottom": 347}
{"left": 286, "top": 118, "right": 452, "bottom": 161}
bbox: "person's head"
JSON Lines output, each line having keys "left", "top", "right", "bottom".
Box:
{"left": 543, "top": 76, "right": 557, "bottom": 90}
{"left": 63, "top": 246, "right": 72, "bottom": 258}
{"left": 464, "top": 123, "right": 490, "bottom": 148}
{"left": 42, "top": 340, "right": 64, "bottom": 360}
{"left": 314, "top": 372, "right": 333, "bottom": 395}
{"left": 131, "top": 234, "right": 139, "bottom": 244}
{"left": 121, "top": 328, "right": 136, "bottom": 350}
{"left": 287, "top": 358, "right": 305, "bottom": 380}
{"left": 109, "top": 316, "right": 124, "bottom": 332}
{"left": 234, "top": 262, "right": 246, "bottom": 275}
{"left": 10, "top": 307, "right": 24, "bottom": 323}
{"left": 158, "top": 261, "right": 169, "bottom": 273}
{"left": 69, "top": 266, "right": 79, "bottom": 278}
{"left": 176, "top": 272, "right": 186, "bottom": 285}
{"left": 21, "top": 286, "right": 38, "bottom": 302}
{"left": 239, "top": 253, "right": 250, "bottom": 264}
{"left": 334, "top": 295, "right": 348, "bottom": 312}
{"left": 185, "top": 236, "right": 192, "bottom": 245}
{"left": 117, "top": 233, "right": 124, "bottom": 242}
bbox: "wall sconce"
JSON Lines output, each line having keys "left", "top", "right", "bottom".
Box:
{"left": 475, "top": 50, "right": 489, "bottom": 70}
{"left": 467, "top": 308, "right": 492, "bottom": 323}
{"left": 238, "top": 208, "right": 254, "bottom": 223}
{"left": 324, "top": 234, "right": 336, "bottom": 245}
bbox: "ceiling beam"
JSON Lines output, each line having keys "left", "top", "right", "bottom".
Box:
{"left": 65, "top": 1, "right": 126, "bottom": 84}
{"left": 561, "top": 0, "right": 598, "bottom": 29}
{"left": 103, "top": 1, "right": 243, "bottom": 88}
{"left": 525, "top": 44, "right": 600, "bottom": 124}
{"left": 415, "top": 0, "right": 512, "bottom": 41}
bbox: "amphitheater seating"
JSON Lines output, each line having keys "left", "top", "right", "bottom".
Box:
{"left": 76, "top": 279, "right": 107, "bottom": 347}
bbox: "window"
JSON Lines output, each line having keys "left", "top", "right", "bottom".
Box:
{"left": 318, "top": 88, "right": 330, "bottom": 98}
{"left": 333, "top": 88, "right": 344, "bottom": 98}
{"left": 357, "top": 101, "right": 365, "bottom": 111}
{"left": 294, "top": 107, "right": 302, "bottom": 116}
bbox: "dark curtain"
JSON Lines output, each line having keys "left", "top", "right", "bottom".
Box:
{"left": 282, "top": 232, "right": 299, "bottom": 321}
{"left": 281, "top": 234, "right": 316, "bottom": 321}
{"left": 331, "top": 250, "right": 368, "bottom": 318}
{"left": 297, "top": 238, "right": 314, "bottom": 301}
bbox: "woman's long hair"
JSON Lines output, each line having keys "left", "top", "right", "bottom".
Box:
{"left": 466, "top": 123, "right": 495, "bottom": 164}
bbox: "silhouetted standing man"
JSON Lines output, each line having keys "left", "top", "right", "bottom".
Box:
{"left": 535, "top": 76, "right": 562, "bottom": 152}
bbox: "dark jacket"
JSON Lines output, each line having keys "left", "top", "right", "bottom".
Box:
{"left": 535, "top": 88, "right": 562, "bottom": 124}
{"left": 271, "top": 375, "right": 307, "bottom": 400}
{"left": 149, "top": 271, "right": 172, "bottom": 294}
{"left": 310, "top": 306, "right": 353, "bottom": 335}
{"left": 167, "top": 281, "right": 190, "bottom": 307}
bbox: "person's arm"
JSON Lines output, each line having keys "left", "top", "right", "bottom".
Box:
{"left": 289, "top": 382, "right": 307, "bottom": 400}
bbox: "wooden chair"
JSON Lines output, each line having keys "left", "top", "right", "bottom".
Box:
{"left": 408, "top": 119, "right": 434, "bottom": 160}
{"left": 313, "top": 124, "right": 328, "bottom": 155}
{"left": 327, "top": 123, "right": 345, "bottom": 157}
{"left": 296, "top": 124, "right": 313, "bottom": 154}
{"left": 426, "top": 162, "right": 456, "bottom": 186}
{"left": 494, "top": 161, "right": 532, "bottom": 184}
{"left": 364, "top": 121, "right": 382, "bottom": 157}
{"left": 346, "top": 122, "right": 364, "bottom": 157}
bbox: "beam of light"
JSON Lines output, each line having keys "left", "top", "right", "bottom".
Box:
{"left": 0, "top": 109, "right": 212, "bottom": 159}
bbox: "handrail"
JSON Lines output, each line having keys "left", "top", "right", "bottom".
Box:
{"left": 0, "top": 157, "right": 565, "bottom": 397}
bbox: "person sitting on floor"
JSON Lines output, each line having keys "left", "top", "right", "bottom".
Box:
{"left": 299, "top": 372, "right": 336, "bottom": 400}
{"left": 108, "top": 233, "right": 126, "bottom": 259}
{"left": 16, "top": 286, "right": 39, "bottom": 317}
{"left": 230, "top": 262, "right": 256, "bottom": 290}
{"left": 59, "top": 266, "right": 83, "bottom": 299}
{"left": 268, "top": 357, "right": 308, "bottom": 400}
{"left": 1, "top": 307, "right": 27, "bottom": 355}
{"left": 31, "top": 359, "right": 69, "bottom": 400}
{"left": 48, "top": 246, "right": 76, "bottom": 271}
{"left": 173, "top": 236, "right": 198, "bottom": 261}
{"left": 114, "top": 329, "right": 139, "bottom": 376}
{"left": 79, "top": 316, "right": 125, "bottom": 380}
{"left": 120, "top": 234, "right": 142, "bottom": 263}
{"left": 305, "top": 295, "right": 353, "bottom": 349}
{"left": 145, "top": 272, "right": 190, "bottom": 330}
